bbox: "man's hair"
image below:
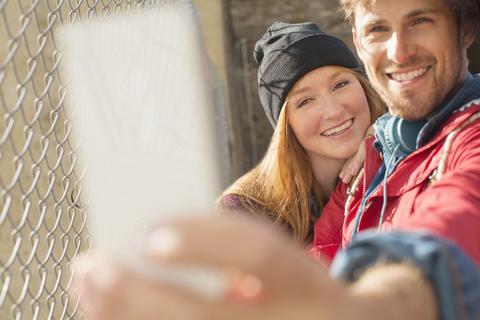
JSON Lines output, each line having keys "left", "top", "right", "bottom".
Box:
{"left": 340, "top": 0, "right": 479, "bottom": 30}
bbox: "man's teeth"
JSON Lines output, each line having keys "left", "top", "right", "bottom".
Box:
{"left": 321, "top": 119, "right": 353, "bottom": 137}
{"left": 389, "top": 67, "right": 428, "bottom": 82}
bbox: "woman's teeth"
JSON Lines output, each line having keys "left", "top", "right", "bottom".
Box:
{"left": 321, "top": 119, "right": 353, "bottom": 137}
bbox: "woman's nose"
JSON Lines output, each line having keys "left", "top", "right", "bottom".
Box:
{"left": 322, "top": 97, "right": 344, "bottom": 120}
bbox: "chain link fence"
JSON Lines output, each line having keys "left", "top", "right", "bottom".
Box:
{"left": 0, "top": 1, "right": 228, "bottom": 319}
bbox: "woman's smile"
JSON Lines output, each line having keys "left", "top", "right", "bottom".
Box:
{"left": 321, "top": 118, "right": 354, "bottom": 137}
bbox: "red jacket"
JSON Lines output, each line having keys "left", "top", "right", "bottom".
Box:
{"left": 311, "top": 103, "right": 480, "bottom": 270}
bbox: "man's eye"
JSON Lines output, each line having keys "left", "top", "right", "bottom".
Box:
{"left": 334, "top": 81, "right": 348, "bottom": 90}
{"left": 369, "top": 26, "right": 385, "bottom": 33}
{"left": 414, "top": 17, "right": 431, "bottom": 25}
{"left": 298, "top": 98, "right": 312, "bottom": 108}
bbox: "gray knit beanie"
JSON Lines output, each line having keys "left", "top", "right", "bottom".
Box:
{"left": 254, "top": 21, "right": 360, "bottom": 127}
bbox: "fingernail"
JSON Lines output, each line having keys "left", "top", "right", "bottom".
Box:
{"left": 227, "top": 271, "right": 263, "bottom": 304}
{"left": 70, "top": 256, "right": 92, "bottom": 302}
{"left": 73, "top": 255, "right": 93, "bottom": 282}
{"left": 343, "top": 174, "right": 351, "bottom": 184}
{"left": 350, "top": 166, "right": 357, "bottom": 175}
{"left": 339, "top": 171, "right": 344, "bottom": 179}
{"left": 238, "top": 275, "right": 263, "bottom": 299}
{"left": 87, "top": 261, "right": 115, "bottom": 291}
{"left": 144, "top": 227, "right": 180, "bottom": 257}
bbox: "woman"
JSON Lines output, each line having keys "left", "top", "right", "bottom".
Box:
{"left": 219, "top": 21, "right": 385, "bottom": 246}
{"left": 70, "top": 22, "right": 389, "bottom": 320}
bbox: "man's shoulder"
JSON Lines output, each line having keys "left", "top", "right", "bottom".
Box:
{"left": 453, "top": 97, "right": 480, "bottom": 113}
{"left": 436, "top": 102, "right": 480, "bottom": 139}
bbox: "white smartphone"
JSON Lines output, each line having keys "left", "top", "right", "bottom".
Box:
{"left": 61, "top": 3, "right": 226, "bottom": 300}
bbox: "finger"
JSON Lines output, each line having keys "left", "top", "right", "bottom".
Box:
{"left": 340, "top": 149, "right": 363, "bottom": 184}
{"left": 340, "top": 157, "right": 356, "bottom": 181}
{"left": 351, "top": 140, "right": 366, "bottom": 174}
{"left": 342, "top": 174, "right": 352, "bottom": 184}
{"left": 225, "top": 269, "right": 265, "bottom": 303}
{"left": 342, "top": 142, "right": 366, "bottom": 184}
{"left": 69, "top": 252, "right": 97, "bottom": 312}
{"left": 365, "top": 124, "right": 375, "bottom": 137}
{"left": 142, "top": 217, "right": 319, "bottom": 284}
{"left": 341, "top": 125, "right": 373, "bottom": 183}
{"left": 79, "top": 258, "right": 207, "bottom": 320}
{"left": 339, "top": 160, "right": 348, "bottom": 182}
{"left": 341, "top": 155, "right": 358, "bottom": 184}
{"left": 340, "top": 157, "right": 354, "bottom": 184}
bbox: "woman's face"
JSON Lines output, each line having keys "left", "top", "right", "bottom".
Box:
{"left": 286, "top": 66, "right": 371, "bottom": 162}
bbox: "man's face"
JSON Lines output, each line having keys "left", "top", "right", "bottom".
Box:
{"left": 353, "top": 0, "right": 474, "bottom": 120}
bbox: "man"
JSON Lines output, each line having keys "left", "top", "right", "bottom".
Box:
{"left": 310, "top": 0, "right": 480, "bottom": 317}
{"left": 73, "top": 0, "right": 480, "bottom": 318}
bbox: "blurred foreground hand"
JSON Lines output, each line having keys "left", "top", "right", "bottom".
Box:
{"left": 70, "top": 216, "right": 438, "bottom": 320}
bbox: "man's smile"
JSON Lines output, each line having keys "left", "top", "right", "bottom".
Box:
{"left": 387, "top": 66, "right": 430, "bottom": 82}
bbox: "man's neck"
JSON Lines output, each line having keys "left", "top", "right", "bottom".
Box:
{"left": 425, "top": 73, "right": 474, "bottom": 121}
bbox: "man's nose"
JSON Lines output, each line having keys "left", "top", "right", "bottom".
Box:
{"left": 387, "top": 32, "right": 416, "bottom": 63}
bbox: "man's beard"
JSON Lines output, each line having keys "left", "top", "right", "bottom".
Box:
{"left": 371, "top": 74, "right": 446, "bottom": 121}
{"left": 366, "top": 50, "right": 465, "bottom": 121}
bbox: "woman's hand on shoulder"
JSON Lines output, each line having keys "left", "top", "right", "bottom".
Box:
{"left": 339, "top": 125, "right": 374, "bottom": 184}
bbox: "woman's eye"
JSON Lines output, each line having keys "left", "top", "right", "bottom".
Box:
{"left": 334, "top": 81, "right": 348, "bottom": 90}
{"left": 298, "top": 98, "right": 312, "bottom": 108}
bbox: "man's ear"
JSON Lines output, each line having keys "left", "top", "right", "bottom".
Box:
{"left": 352, "top": 28, "right": 363, "bottom": 62}
{"left": 461, "top": 21, "right": 476, "bottom": 50}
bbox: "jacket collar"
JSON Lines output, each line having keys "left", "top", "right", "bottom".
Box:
{"left": 372, "top": 73, "right": 480, "bottom": 159}
{"left": 417, "top": 73, "right": 478, "bottom": 148}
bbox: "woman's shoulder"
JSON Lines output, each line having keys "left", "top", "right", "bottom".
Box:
{"left": 219, "top": 194, "right": 248, "bottom": 210}
{"left": 218, "top": 194, "right": 270, "bottom": 221}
